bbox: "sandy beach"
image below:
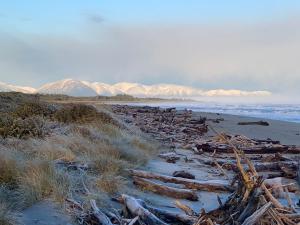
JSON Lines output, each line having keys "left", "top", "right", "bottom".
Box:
{"left": 197, "top": 112, "right": 300, "bottom": 145}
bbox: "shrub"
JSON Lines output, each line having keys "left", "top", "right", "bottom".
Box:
{"left": 13, "top": 102, "right": 55, "bottom": 119}
{"left": 0, "top": 114, "right": 46, "bottom": 139}
{"left": 54, "top": 104, "right": 118, "bottom": 126}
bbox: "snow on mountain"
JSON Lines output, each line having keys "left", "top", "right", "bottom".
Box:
{"left": 37, "top": 79, "right": 97, "bottom": 96}
{"left": 83, "top": 81, "right": 124, "bottom": 96}
{"left": 0, "top": 81, "right": 36, "bottom": 93}
{"left": 0, "top": 79, "right": 272, "bottom": 98}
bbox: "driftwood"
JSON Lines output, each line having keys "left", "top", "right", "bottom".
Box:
{"left": 128, "top": 216, "right": 139, "bottom": 225}
{"left": 158, "top": 152, "right": 180, "bottom": 163}
{"left": 195, "top": 127, "right": 288, "bottom": 224}
{"left": 237, "top": 121, "right": 270, "bottom": 126}
{"left": 129, "top": 169, "right": 233, "bottom": 192}
{"left": 121, "top": 194, "right": 168, "bottom": 225}
{"left": 174, "top": 200, "right": 196, "bottom": 216}
{"left": 133, "top": 176, "right": 198, "bottom": 201}
{"left": 197, "top": 142, "right": 300, "bottom": 154}
{"left": 173, "top": 170, "right": 195, "bottom": 179}
{"left": 121, "top": 195, "right": 197, "bottom": 225}
{"left": 112, "top": 105, "right": 208, "bottom": 150}
{"left": 90, "top": 199, "right": 113, "bottom": 225}
{"left": 241, "top": 202, "right": 272, "bottom": 225}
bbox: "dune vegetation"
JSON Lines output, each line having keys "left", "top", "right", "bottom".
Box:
{"left": 0, "top": 92, "right": 157, "bottom": 224}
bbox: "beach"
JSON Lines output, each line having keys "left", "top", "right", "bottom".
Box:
{"left": 198, "top": 112, "right": 300, "bottom": 145}
{"left": 2, "top": 95, "right": 300, "bottom": 225}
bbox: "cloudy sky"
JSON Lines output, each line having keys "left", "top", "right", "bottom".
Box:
{"left": 0, "top": 1, "right": 299, "bottom": 100}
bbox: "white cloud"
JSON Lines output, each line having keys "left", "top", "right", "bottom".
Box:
{"left": 0, "top": 16, "right": 299, "bottom": 98}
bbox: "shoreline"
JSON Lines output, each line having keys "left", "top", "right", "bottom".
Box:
{"left": 111, "top": 104, "right": 300, "bottom": 146}
{"left": 111, "top": 101, "right": 300, "bottom": 124}
{"left": 194, "top": 111, "right": 300, "bottom": 145}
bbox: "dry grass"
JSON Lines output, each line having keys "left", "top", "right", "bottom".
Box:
{"left": 0, "top": 203, "right": 19, "bottom": 225}
{"left": 93, "top": 154, "right": 129, "bottom": 175}
{"left": 0, "top": 93, "right": 157, "bottom": 220}
{"left": 29, "top": 139, "right": 76, "bottom": 162}
{"left": 95, "top": 175, "right": 127, "bottom": 194}
{"left": 19, "top": 161, "right": 70, "bottom": 206}
{"left": 0, "top": 151, "right": 19, "bottom": 186}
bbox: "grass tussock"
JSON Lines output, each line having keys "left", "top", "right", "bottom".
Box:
{"left": 19, "top": 161, "right": 70, "bottom": 206}
{"left": 0, "top": 152, "right": 19, "bottom": 186}
{"left": 29, "top": 139, "right": 76, "bottom": 162}
{"left": 0, "top": 203, "right": 19, "bottom": 225}
{"left": 95, "top": 175, "right": 127, "bottom": 194}
{"left": 0, "top": 92, "right": 157, "bottom": 219}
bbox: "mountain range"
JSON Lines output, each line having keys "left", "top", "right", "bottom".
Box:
{"left": 0, "top": 79, "right": 271, "bottom": 98}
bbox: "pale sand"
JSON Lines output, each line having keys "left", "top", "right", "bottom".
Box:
{"left": 192, "top": 112, "right": 300, "bottom": 145}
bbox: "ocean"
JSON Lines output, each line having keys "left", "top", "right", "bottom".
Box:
{"left": 128, "top": 101, "right": 300, "bottom": 123}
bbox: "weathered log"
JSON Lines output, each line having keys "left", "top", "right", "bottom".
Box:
{"left": 129, "top": 169, "right": 233, "bottom": 192}
{"left": 90, "top": 199, "right": 113, "bottom": 225}
{"left": 241, "top": 202, "right": 272, "bottom": 225}
{"left": 253, "top": 139, "right": 280, "bottom": 145}
{"left": 136, "top": 198, "right": 197, "bottom": 225}
{"left": 197, "top": 142, "right": 300, "bottom": 154}
{"left": 237, "top": 189, "right": 261, "bottom": 223}
{"left": 173, "top": 170, "right": 195, "bottom": 179}
{"left": 238, "top": 121, "right": 269, "bottom": 126}
{"left": 133, "top": 176, "right": 198, "bottom": 201}
{"left": 158, "top": 152, "right": 180, "bottom": 163}
{"left": 254, "top": 162, "right": 298, "bottom": 174}
{"left": 128, "top": 216, "right": 139, "bottom": 225}
{"left": 121, "top": 194, "right": 168, "bottom": 225}
{"left": 174, "top": 200, "right": 196, "bottom": 216}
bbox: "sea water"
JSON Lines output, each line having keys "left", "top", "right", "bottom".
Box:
{"left": 128, "top": 102, "right": 300, "bottom": 123}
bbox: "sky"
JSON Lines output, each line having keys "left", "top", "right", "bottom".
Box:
{"left": 0, "top": 1, "right": 300, "bottom": 100}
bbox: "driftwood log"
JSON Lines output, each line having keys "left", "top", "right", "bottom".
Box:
{"left": 129, "top": 169, "right": 233, "bottom": 192}
{"left": 197, "top": 142, "right": 300, "bottom": 154}
{"left": 241, "top": 202, "right": 272, "bottom": 225}
{"left": 90, "top": 199, "right": 113, "bottom": 225}
{"left": 237, "top": 121, "right": 270, "bottom": 126}
{"left": 121, "top": 194, "right": 168, "bottom": 225}
{"left": 120, "top": 195, "right": 197, "bottom": 225}
{"left": 133, "top": 176, "right": 198, "bottom": 201}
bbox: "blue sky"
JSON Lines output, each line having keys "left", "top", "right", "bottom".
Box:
{"left": 1, "top": 1, "right": 299, "bottom": 33}
{"left": 0, "top": 1, "right": 300, "bottom": 99}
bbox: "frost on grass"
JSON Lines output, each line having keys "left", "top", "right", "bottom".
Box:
{"left": 0, "top": 92, "right": 157, "bottom": 220}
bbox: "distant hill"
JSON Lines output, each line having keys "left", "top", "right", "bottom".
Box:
{"left": 0, "top": 79, "right": 271, "bottom": 98}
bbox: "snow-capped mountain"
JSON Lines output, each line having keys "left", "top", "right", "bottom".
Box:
{"left": 37, "top": 79, "right": 97, "bottom": 96}
{"left": 0, "top": 79, "right": 271, "bottom": 98}
{"left": 0, "top": 81, "right": 36, "bottom": 93}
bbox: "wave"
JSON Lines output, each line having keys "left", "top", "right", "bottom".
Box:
{"left": 128, "top": 102, "right": 300, "bottom": 123}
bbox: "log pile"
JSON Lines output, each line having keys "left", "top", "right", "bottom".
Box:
{"left": 194, "top": 133, "right": 300, "bottom": 225}
{"left": 111, "top": 105, "right": 208, "bottom": 149}
{"left": 65, "top": 105, "right": 300, "bottom": 225}
{"left": 196, "top": 134, "right": 300, "bottom": 154}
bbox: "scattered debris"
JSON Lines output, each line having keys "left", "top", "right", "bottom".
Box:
{"left": 112, "top": 105, "right": 208, "bottom": 150}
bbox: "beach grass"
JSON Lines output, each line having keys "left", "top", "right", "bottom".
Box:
{"left": 0, "top": 92, "right": 157, "bottom": 220}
